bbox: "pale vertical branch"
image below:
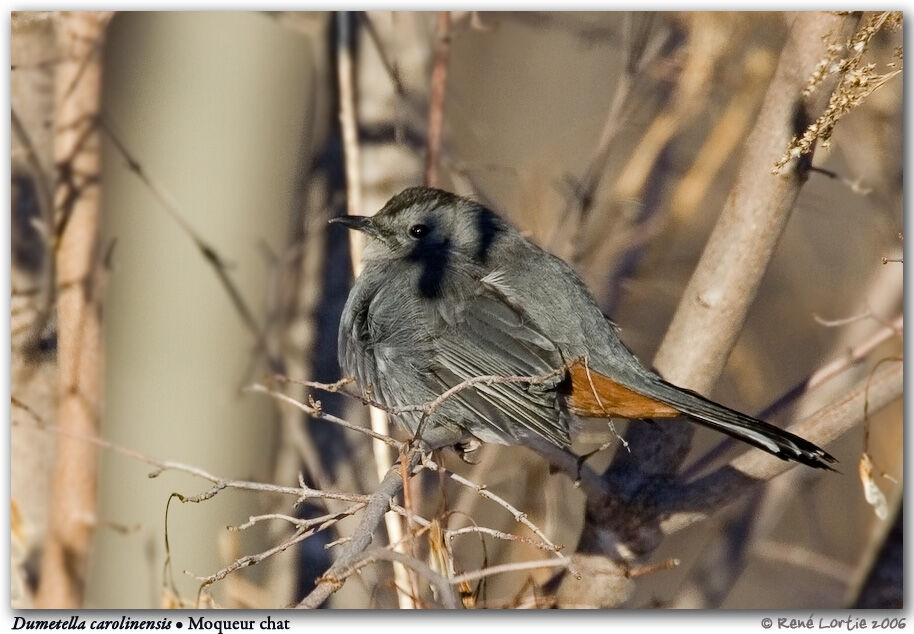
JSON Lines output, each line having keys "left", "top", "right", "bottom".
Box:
{"left": 335, "top": 11, "right": 413, "bottom": 609}
{"left": 625, "top": 12, "right": 861, "bottom": 474}
{"left": 337, "top": 13, "right": 364, "bottom": 276}
{"left": 424, "top": 11, "right": 451, "bottom": 187}
{"left": 36, "top": 10, "right": 113, "bottom": 609}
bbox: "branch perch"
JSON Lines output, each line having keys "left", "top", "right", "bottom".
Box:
{"left": 617, "top": 10, "right": 862, "bottom": 479}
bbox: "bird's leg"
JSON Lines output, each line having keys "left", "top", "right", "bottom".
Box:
{"left": 454, "top": 437, "right": 482, "bottom": 464}
{"left": 410, "top": 424, "right": 469, "bottom": 456}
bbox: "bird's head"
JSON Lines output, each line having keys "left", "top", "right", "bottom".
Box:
{"left": 329, "top": 186, "right": 507, "bottom": 266}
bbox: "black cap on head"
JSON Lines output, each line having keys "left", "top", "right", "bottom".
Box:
{"left": 376, "top": 186, "right": 465, "bottom": 219}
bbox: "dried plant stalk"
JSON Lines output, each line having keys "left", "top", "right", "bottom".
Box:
{"left": 36, "top": 10, "right": 113, "bottom": 609}
{"left": 335, "top": 11, "right": 414, "bottom": 609}
{"left": 775, "top": 11, "right": 903, "bottom": 171}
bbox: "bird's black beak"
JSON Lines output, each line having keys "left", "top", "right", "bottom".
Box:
{"left": 328, "top": 215, "right": 381, "bottom": 238}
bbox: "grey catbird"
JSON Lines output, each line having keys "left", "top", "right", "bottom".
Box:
{"left": 331, "top": 186, "right": 835, "bottom": 469}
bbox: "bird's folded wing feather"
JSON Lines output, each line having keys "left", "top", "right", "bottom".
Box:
{"left": 428, "top": 280, "right": 571, "bottom": 448}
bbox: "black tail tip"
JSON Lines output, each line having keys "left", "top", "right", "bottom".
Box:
{"left": 792, "top": 447, "right": 839, "bottom": 471}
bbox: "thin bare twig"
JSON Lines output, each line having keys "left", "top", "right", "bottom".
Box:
{"left": 388, "top": 506, "right": 557, "bottom": 556}
{"left": 189, "top": 504, "right": 371, "bottom": 597}
{"left": 318, "top": 546, "right": 460, "bottom": 609}
{"left": 263, "top": 361, "right": 583, "bottom": 607}
{"left": 425, "top": 11, "right": 451, "bottom": 187}
{"left": 625, "top": 558, "right": 681, "bottom": 578}
{"left": 298, "top": 456, "right": 418, "bottom": 608}
{"left": 11, "top": 411, "right": 372, "bottom": 506}
{"left": 562, "top": 13, "right": 665, "bottom": 223}
{"left": 409, "top": 362, "right": 574, "bottom": 443}
{"left": 384, "top": 514, "right": 570, "bottom": 597}
{"left": 227, "top": 506, "right": 366, "bottom": 533}
{"left": 247, "top": 383, "right": 405, "bottom": 451}
{"left": 813, "top": 310, "right": 875, "bottom": 328}
{"left": 268, "top": 362, "right": 575, "bottom": 452}
{"left": 420, "top": 456, "right": 567, "bottom": 562}
{"left": 449, "top": 557, "right": 572, "bottom": 586}
{"left": 14, "top": 402, "right": 416, "bottom": 604}
{"left": 98, "top": 116, "right": 280, "bottom": 371}
{"left": 681, "top": 314, "right": 902, "bottom": 478}
{"left": 269, "top": 374, "right": 355, "bottom": 393}
{"left": 774, "top": 315, "right": 901, "bottom": 420}
{"left": 399, "top": 453, "right": 423, "bottom": 605}
{"left": 660, "top": 359, "right": 903, "bottom": 534}
{"left": 360, "top": 13, "right": 406, "bottom": 96}
{"left": 446, "top": 526, "right": 555, "bottom": 552}
{"left": 188, "top": 529, "right": 313, "bottom": 597}
{"left": 336, "top": 11, "right": 363, "bottom": 268}
{"left": 296, "top": 404, "right": 574, "bottom": 607}
{"left": 809, "top": 165, "right": 872, "bottom": 195}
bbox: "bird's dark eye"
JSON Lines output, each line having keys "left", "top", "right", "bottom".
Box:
{"left": 408, "top": 224, "right": 430, "bottom": 239}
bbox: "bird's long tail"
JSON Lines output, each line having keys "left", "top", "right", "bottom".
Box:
{"left": 565, "top": 361, "right": 836, "bottom": 469}
{"left": 647, "top": 379, "right": 837, "bottom": 470}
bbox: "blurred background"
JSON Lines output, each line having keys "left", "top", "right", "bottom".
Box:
{"left": 11, "top": 11, "right": 903, "bottom": 609}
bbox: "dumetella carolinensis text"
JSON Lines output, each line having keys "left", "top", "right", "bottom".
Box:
{"left": 331, "top": 186, "right": 835, "bottom": 470}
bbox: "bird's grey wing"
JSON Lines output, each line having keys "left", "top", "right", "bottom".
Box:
{"left": 427, "top": 277, "right": 571, "bottom": 448}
